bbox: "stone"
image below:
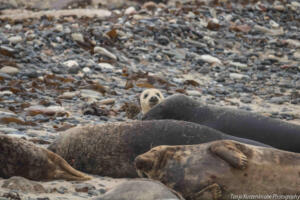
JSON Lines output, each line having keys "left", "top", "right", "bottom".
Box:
{"left": 186, "top": 90, "right": 201, "bottom": 96}
{"left": 94, "top": 47, "right": 117, "bottom": 60}
{"left": 2, "top": 176, "right": 47, "bottom": 193}
{"left": 124, "top": 6, "right": 136, "bottom": 15}
{"left": 99, "top": 98, "right": 115, "bottom": 105}
{"left": 98, "top": 63, "right": 114, "bottom": 70}
{"left": 229, "top": 73, "right": 250, "bottom": 80}
{"left": 198, "top": 55, "right": 222, "bottom": 65}
{"left": 71, "top": 33, "right": 84, "bottom": 43}
{"left": 63, "top": 60, "right": 79, "bottom": 68}
{"left": 8, "top": 36, "right": 22, "bottom": 44}
{"left": 0, "top": 66, "right": 19, "bottom": 75}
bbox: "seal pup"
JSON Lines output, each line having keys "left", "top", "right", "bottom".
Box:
{"left": 143, "top": 94, "right": 300, "bottom": 153}
{"left": 135, "top": 140, "right": 300, "bottom": 200}
{"left": 48, "top": 120, "right": 268, "bottom": 178}
{"left": 0, "top": 134, "right": 91, "bottom": 181}
{"left": 94, "top": 179, "right": 184, "bottom": 200}
{"left": 140, "top": 88, "right": 164, "bottom": 114}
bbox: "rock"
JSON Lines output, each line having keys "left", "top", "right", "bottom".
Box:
{"left": 25, "top": 106, "right": 68, "bottom": 117}
{"left": 229, "top": 73, "right": 250, "bottom": 80}
{"left": 124, "top": 6, "right": 136, "bottom": 15}
{"left": 0, "top": 66, "right": 19, "bottom": 75}
{"left": 99, "top": 98, "right": 115, "bottom": 105}
{"left": 268, "top": 97, "right": 287, "bottom": 105}
{"left": 59, "top": 91, "right": 80, "bottom": 99}
{"left": 253, "top": 25, "right": 284, "bottom": 36}
{"left": 63, "top": 60, "right": 79, "bottom": 68}
{"left": 269, "top": 20, "right": 279, "bottom": 29}
{"left": 54, "top": 24, "right": 63, "bottom": 32}
{"left": 80, "top": 89, "right": 103, "bottom": 100}
{"left": 75, "top": 183, "right": 95, "bottom": 193}
{"left": 157, "top": 36, "right": 169, "bottom": 45}
{"left": 8, "top": 36, "right": 22, "bottom": 44}
{"left": 186, "top": 90, "right": 201, "bottom": 96}
{"left": 229, "top": 61, "right": 248, "bottom": 69}
{"left": 198, "top": 55, "right": 222, "bottom": 65}
{"left": 97, "top": 63, "right": 114, "bottom": 71}
{"left": 71, "top": 33, "right": 84, "bottom": 43}
{"left": 94, "top": 47, "right": 117, "bottom": 60}
{"left": 2, "top": 176, "right": 47, "bottom": 193}
{"left": 0, "top": 91, "right": 13, "bottom": 97}
{"left": 96, "top": 179, "right": 183, "bottom": 200}
{"left": 82, "top": 67, "right": 91, "bottom": 73}
{"left": 240, "top": 96, "right": 252, "bottom": 104}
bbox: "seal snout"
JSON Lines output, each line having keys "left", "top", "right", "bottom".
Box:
{"left": 134, "top": 156, "right": 154, "bottom": 175}
{"left": 149, "top": 96, "right": 159, "bottom": 104}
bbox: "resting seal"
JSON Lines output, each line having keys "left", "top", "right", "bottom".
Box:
{"left": 0, "top": 134, "right": 91, "bottom": 181}
{"left": 140, "top": 89, "right": 164, "bottom": 114}
{"left": 143, "top": 94, "right": 300, "bottom": 153}
{"left": 135, "top": 140, "right": 300, "bottom": 200}
{"left": 48, "top": 120, "right": 268, "bottom": 178}
{"left": 95, "top": 179, "right": 184, "bottom": 200}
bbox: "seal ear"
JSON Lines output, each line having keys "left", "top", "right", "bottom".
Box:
{"left": 210, "top": 140, "right": 248, "bottom": 169}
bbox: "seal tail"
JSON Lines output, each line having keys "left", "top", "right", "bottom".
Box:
{"left": 47, "top": 150, "right": 92, "bottom": 181}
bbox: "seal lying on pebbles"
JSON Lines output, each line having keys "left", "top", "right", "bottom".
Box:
{"left": 140, "top": 89, "right": 164, "bottom": 114}
{"left": 48, "top": 120, "right": 269, "bottom": 178}
{"left": 94, "top": 179, "right": 184, "bottom": 200}
{"left": 143, "top": 94, "right": 300, "bottom": 153}
{"left": 0, "top": 134, "right": 91, "bottom": 181}
{"left": 135, "top": 140, "right": 300, "bottom": 200}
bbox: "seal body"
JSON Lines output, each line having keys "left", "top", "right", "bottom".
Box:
{"left": 140, "top": 89, "right": 164, "bottom": 114}
{"left": 48, "top": 120, "right": 268, "bottom": 178}
{"left": 95, "top": 179, "right": 184, "bottom": 200}
{"left": 135, "top": 140, "right": 300, "bottom": 200}
{"left": 143, "top": 94, "right": 300, "bottom": 153}
{"left": 0, "top": 134, "right": 91, "bottom": 181}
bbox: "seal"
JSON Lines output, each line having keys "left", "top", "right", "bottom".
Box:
{"left": 140, "top": 89, "right": 164, "bottom": 114}
{"left": 142, "top": 94, "right": 300, "bottom": 153}
{"left": 48, "top": 120, "right": 269, "bottom": 178}
{"left": 95, "top": 179, "right": 184, "bottom": 200}
{"left": 135, "top": 140, "right": 300, "bottom": 200}
{"left": 0, "top": 134, "right": 91, "bottom": 181}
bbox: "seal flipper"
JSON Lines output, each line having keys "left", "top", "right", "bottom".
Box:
{"left": 192, "top": 183, "right": 222, "bottom": 200}
{"left": 210, "top": 140, "right": 248, "bottom": 169}
{"left": 47, "top": 150, "right": 91, "bottom": 181}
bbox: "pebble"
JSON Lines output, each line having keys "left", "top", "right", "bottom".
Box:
{"left": 71, "top": 33, "right": 84, "bottom": 43}
{"left": 124, "top": 6, "right": 136, "bottom": 15}
{"left": 229, "top": 73, "right": 250, "bottom": 80}
{"left": 63, "top": 60, "right": 79, "bottom": 68}
{"left": 97, "top": 63, "right": 114, "bottom": 71}
{"left": 186, "top": 90, "right": 202, "bottom": 96}
{"left": 8, "top": 36, "right": 22, "bottom": 44}
{"left": 94, "top": 47, "right": 117, "bottom": 60}
{"left": 198, "top": 55, "right": 222, "bottom": 65}
{"left": 0, "top": 66, "right": 19, "bottom": 75}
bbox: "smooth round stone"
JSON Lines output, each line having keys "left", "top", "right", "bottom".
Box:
{"left": 0, "top": 66, "right": 19, "bottom": 75}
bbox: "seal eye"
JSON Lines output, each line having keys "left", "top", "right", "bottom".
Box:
{"left": 156, "top": 93, "right": 161, "bottom": 98}
{"left": 144, "top": 94, "right": 148, "bottom": 99}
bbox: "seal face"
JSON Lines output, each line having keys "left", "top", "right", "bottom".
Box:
{"left": 48, "top": 120, "right": 268, "bottom": 178}
{"left": 143, "top": 94, "right": 300, "bottom": 153}
{"left": 98, "top": 179, "right": 184, "bottom": 200}
{"left": 0, "top": 134, "right": 90, "bottom": 181}
{"left": 135, "top": 140, "right": 300, "bottom": 200}
{"left": 140, "top": 89, "right": 164, "bottom": 114}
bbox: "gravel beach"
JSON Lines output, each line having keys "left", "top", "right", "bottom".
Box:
{"left": 0, "top": 0, "right": 299, "bottom": 199}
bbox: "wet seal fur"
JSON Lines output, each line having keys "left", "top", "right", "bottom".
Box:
{"left": 135, "top": 140, "right": 300, "bottom": 200}
{"left": 140, "top": 89, "right": 164, "bottom": 114}
{"left": 48, "top": 120, "right": 269, "bottom": 178}
{"left": 95, "top": 179, "right": 184, "bottom": 200}
{"left": 0, "top": 134, "right": 91, "bottom": 181}
{"left": 143, "top": 94, "right": 300, "bottom": 153}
